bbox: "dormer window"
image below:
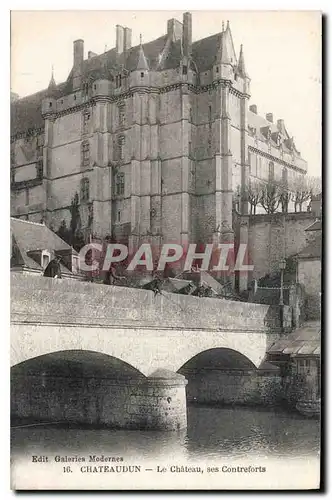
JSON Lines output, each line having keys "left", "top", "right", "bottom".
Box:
{"left": 115, "top": 74, "right": 122, "bottom": 88}
{"left": 41, "top": 250, "right": 51, "bottom": 270}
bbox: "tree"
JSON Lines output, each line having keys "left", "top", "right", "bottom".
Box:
{"left": 246, "top": 180, "right": 263, "bottom": 215}
{"left": 279, "top": 184, "right": 292, "bottom": 213}
{"left": 291, "top": 176, "right": 321, "bottom": 213}
{"left": 259, "top": 180, "right": 281, "bottom": 214}
{"left": 70, "top": 192, "right": 81, "bottom": 239}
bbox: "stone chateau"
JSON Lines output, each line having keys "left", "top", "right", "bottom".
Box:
{"left": 11, "top": 12, "right": 308, "bottom": 252}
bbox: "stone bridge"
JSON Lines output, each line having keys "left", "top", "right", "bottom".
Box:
{"left": 11, "top": 274, "right": 284, "bottom": 431}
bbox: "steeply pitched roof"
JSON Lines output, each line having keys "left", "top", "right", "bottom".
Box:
{"left": 10, "top": 82, "right": 68, "bottom": 135}
{"left": 11, "top": 217, "right": 78, "bottom": 273}
{"left": 11, "top": 217, "right": 75, "bottom": 253}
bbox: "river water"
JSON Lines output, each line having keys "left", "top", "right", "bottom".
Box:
{"left": 11, "top": 406, "right": 320, "bottom": 490}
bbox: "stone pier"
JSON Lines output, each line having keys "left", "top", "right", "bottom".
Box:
{"left": 11, "top": 368, "right": 187, "bottom": 431}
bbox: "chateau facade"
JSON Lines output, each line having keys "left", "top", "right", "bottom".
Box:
{"left": 11, "top": 12, "right": 307, "bottom": 252}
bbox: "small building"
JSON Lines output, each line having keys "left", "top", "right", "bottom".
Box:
{"left": 296, "top": 220, "right": 321, "bottom": 320}
{"left": 267, "top": 321, "right": 320, "bottom": 407}
{"left": 10, "top": 217, "right": 80, "bottom": 278}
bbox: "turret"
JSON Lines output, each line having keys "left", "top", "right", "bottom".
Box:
{"left": 131, "top": 35, "right": 150, "bottom": 86}
{"left": 213, "top": 21, "right": 234, "bottom": 80}
{"left": 237, "top": 45, "right": 246, "bottom": 78}
{"left": 235, "top": 44, "right": 250, "bottom": 94}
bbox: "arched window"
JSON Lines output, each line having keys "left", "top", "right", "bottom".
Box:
{"left": 80, "top": 178, "right": 90, "bottom": 202}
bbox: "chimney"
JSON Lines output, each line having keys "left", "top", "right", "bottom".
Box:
{"left": 183, "top": 12, "right": 192, "bottom": 57}
{"left": 124, "top": 27, "right": 132, "bottom": 53}
{"left": 249, "top": 104, "right": 257, "bottom": 114}
{"left": 277, "top": 119, "right": 284, "bottom": 131}
{"left": 167, "top": 18, "right": 183, "bottom": 42}
{"left": 266, "top": 113, "right": 273, "bottom": 123}
{"left": 116, "top": 25, "right": 124, "bottom": 55}
{"left": 73, "top": 39, "right": 84, "bottom": 91}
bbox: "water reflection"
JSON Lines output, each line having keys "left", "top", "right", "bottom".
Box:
{"left": 11, "top": 406, "right": 320, "bottom": 463}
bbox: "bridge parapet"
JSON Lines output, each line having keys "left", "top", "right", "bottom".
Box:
{"left": 11, "top": 274, "right": 285, "bottom": 333}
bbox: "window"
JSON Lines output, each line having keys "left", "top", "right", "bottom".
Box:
{"left": 268, "top": 161, "right": 274, "bottom": 182}
{"left": 117, "top": 210, "right": 121, "bottom": 222}
{"left": 115, "top": 74, "right": 122, "bottom": 88}
{"left": 141, "top": 72, "right": 144, "bottom": 78}
{"left": 208, "top": 105, "right": 212, "bottom": 122}
{"left": 25, "top": 188, "right": 29, "bottom": 206}
{"left": 282, "top": 168, "right": 288, "bottom": 184}
{"left": 36, "top": 136, "right": 44, "bottom": 157}
{"left": 117, "top": 135, "right": 125, "bottom": 161}
{"left": 297, "top": 359, "right": 310, "bottom": 375}
{"left": 94, "top": 84, "right": 96, "bottom": 90}
{"left": 49, "top": 102, "right": 52, "bottom": 108}
{"left": 83, "top": 111, "right": 91, "bottom": 134}
{"left": 118, "top": 104, "right": 125, "bottom": 127}
{"left": 82, "top": 141, "right": 90, "bottom": 167}
{"left": 249, "top": 153, "right": 257, "bottom": 177}
{"left": 189, "top": 141, "right": 192, "bottom": 157}
{"left": 189, "top": 107, "right": 193, "bottom": 123}
{"left": 257, "top": 157, "right": 262, "bottom": 178}
{"left": 182, "top": 65, "right": 188, "bottom": 75}
{"left": 83, "top": 82, "right": 89, "bottom": 96}
{"left": 80, "top": 178, "right": 90, "bottom": 202}
{"left": 115, "top": 173, "right": 125, "bottom": 196}
{"left": 216, "top": 66, "right": 219, "bottom": 73}
{"left": 41, "top": 251, "right": 51, "bottom": 269}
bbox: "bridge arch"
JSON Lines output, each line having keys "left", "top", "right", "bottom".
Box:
{"left": 11, "top": 349, "right": 146, "bottom": 378}
{"left": 177, "top": 347, "right": 257, "bottom": 374}
{"left": 177, "top": 347, "right": 266, "bottom": 407}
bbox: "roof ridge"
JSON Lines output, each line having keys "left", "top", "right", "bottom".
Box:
{"left": 11, "top": 217, "right": 45, "bottom": 227}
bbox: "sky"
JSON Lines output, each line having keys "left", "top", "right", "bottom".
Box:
{"left": 10, "top": 10, "right": 322, "bottom": 176}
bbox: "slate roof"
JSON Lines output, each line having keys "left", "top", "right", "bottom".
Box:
{"left": 296, "top": 234, "right": 321, "bottom": 260}
{"left": 11, "top": 24, "right": 303, "bottom": 163}
{"left": 305, "top": 219, "right": 322, "bottom": 232}
{"left": 268, "top": 321, "right": 320, "bottom": 357}
{"left": 11, "top": 217, "right": 75, "bottom": 253}
{"left": 10, "top": 82, "right": 68, "bottom": 136}
{"left": 10, "top": 217, "right": 77, "bottom": 272}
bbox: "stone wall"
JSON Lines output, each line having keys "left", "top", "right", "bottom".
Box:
{"left": 11, "top": 371, "right": 187, "bottom": 431}
{"left": 181, "top": 368, "right": 283, "bottom": 406}
{"left": 298, "top": 259, "right": 321, "bottom": 320}
{"left": 247, "top": 212, "right": 315, "bottom": 280}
